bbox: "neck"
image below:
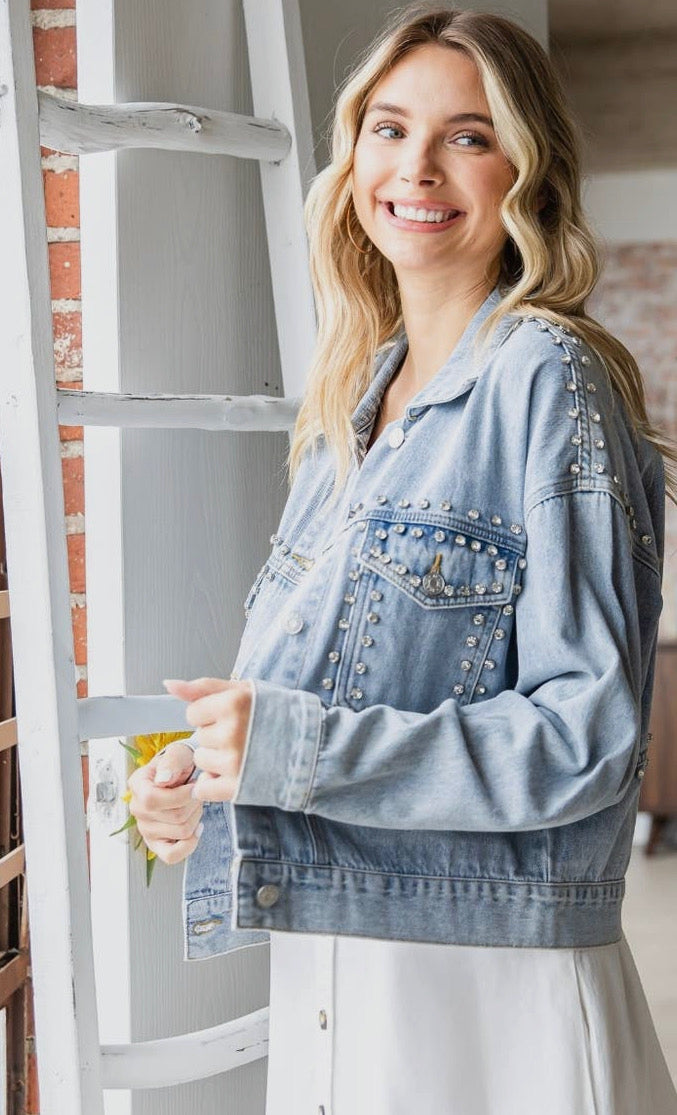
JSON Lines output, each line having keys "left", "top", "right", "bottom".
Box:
{"left": 396, "top": 273, "right": 497, "bottom": 392}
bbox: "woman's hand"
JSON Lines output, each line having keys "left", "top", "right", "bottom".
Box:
{"left": 127, "top": 742, "right": 202, "bottom": 865}
{"left": 163, "top": 677, "right": 254, "bottom": 804}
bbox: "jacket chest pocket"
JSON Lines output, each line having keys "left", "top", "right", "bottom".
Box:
{"left": 233, "top": 543, "right": 315, "bottom": 676}
{"left": 359, "top": 515, "right": 523, "bottom": 609}
{"left": 342, "top": 514, "right": 526, "bottom": 709}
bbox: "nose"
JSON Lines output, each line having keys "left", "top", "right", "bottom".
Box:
{"left": 399, "top": 138, "right": 444, "bottom": 189}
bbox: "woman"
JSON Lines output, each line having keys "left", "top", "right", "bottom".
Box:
{"left": 128, "top": 5, "right": 677, "bottom": 1113}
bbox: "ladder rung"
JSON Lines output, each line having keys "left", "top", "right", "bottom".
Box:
{"left": 100, "top": 1006, "right": 268, "bottom": 1090}
{"left": 0, "top": 717, "right": 17, "bottom": 753}
{"left": 57, "top": 389, "right": 300, "bottom": 431}
{"left": 0, "top": 952, "right": 29, "bottom": 1006}
{"left": 38, "top": 91, "right": 291, "bottom": 161}
{"left": 0, "top": 846, "right": 25, "bottom": 890}
{"left": 78, "top": 695, "right": 192, "bottom": 741}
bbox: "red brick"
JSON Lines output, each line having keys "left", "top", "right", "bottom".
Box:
{"left": 67, "top": 533, "right": 85, "bottom": 593}
{"left": 48, "top": 241, "right": 80, "bottom": 300}
{"left": 76, "top": 676, "right": 88, "bottom": 699}
{"left": 62, "top": 454, "right": 84, "bottom": 515}
{"left": 53, "top": 311, "right": 82, "bottom": 371}
{"left": 32, "top": 26, "right": 77, "bottom": 88}
{"left": 72, "top": 602, "right": 86, "bottom": 665}
{"left": 32, "top": 0, "right": 75, "bottom": 7}
{"left": 81, "top": 754, "right": 89, "bottom": 806}
{"left": 60, "top": 425, "right": 83, "bottom": 442}
{"left": 43, "top": 168, "right": 79, "bottom": 227}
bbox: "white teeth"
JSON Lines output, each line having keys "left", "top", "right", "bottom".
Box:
{"left": 391, "top": 203, "right": 458, "bottom": 223}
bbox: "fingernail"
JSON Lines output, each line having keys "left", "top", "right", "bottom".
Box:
{"left": 155, "top": 769, "right": 173, "bottom": 784}
{"left": 194, "top": 822, "right": 204, "bottom": 839}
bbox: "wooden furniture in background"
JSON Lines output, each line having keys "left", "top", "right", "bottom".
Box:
{"left": 641, "top": 641, "right": 677, "bottom": 855}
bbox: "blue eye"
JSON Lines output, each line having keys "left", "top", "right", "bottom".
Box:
{"left": 372, "top": 123, "right": 489, "bottom": 148}
{"left": 373, "top": 122, "right": 403, "bottom": 139}
{"left": 455, "top": 132, "right": 488, "bottom": 147}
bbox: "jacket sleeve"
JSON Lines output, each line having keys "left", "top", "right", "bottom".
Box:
{"left": 231, "top": 483, "right": 658, "bottom": 832}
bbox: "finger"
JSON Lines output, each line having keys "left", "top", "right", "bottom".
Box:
{"left": 192, "top": 722, "right": 236, "bottom": 751}
{"left": 191, "top": 771, "right": 237, "bottom": 803}
{"left": 133, "top": 800, "right": 201, "bottom": 825}
{"left": 137, "top": 806, "right": 203, "bottom": 843}
{"left": 145, "top": 828, "right": 203, "bottom": 866}
{"left": 163, "top": 677, "right": 230, "bottom": 703}
{"left": 153, "top": 742, "right": 196, "bottom": 787}
{"left": 192, "top": 744, "right": 239, "bottom": 778}
{"left": 129, "top": 778, "right": 197, "bottom": 817}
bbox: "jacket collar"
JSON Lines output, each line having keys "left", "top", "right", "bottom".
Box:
{"left": 351, "top": 285, "right": 521, "bottom": 436}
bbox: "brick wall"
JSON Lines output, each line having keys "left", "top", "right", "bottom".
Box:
{"left": 589, "top": 245, "right": 677, "bottom": 639}
{"left": 27, "top": 2, "right": 81, "bottom": 1111}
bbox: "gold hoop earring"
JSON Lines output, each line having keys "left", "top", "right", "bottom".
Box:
{"left": 345, "top": 211, "right": 373, "bottom": 255}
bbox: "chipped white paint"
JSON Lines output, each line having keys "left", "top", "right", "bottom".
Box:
{"left": 38, "top": 90, "right": 292, "bottom": 160}
{"left": 52, "top": 298, "right": 82, "bottom": 311}
{"left": 41, "top": 152, "right": 79, "bottom": 172}
{"left": 56, "top": 368, "right": 84, "bottom": 384}
{"left": 65, "top": 513, "right": 85, "bottom": 534}
{"left": 47, "top": 227, "right": 81, "bottom": 242}
{"left": 60, "top": 439, "right": 83, "bottom": 458}
{"left": 37, "top": 83, "right": 77, "bottom": 100}
{"left": 30, "top": 9, "right": 76, "bottom": 29}
{"left": 57, "top": 388, "right": 300, "bottom": 431}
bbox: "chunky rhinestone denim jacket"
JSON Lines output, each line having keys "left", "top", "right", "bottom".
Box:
{"left": 181, "top": 284, "right": 664, "bottom": 961}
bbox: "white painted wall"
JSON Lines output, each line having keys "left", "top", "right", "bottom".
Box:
{"left": 78, "top": 2, "right": 548, "bottom": 1112}
{"left": 583, "top": 169, "right": 677, "bottom": 245}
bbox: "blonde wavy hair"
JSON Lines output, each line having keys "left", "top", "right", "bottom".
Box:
{"left": 287, "top": 2, "right": 677, "bottom": 510}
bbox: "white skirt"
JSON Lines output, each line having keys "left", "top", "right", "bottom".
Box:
{"left": 264, "top": 928, "right": 677, "bottom": 1115}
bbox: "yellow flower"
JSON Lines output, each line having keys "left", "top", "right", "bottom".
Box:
{"left": 133, "top": 730, "right": 194, "bottom": 767}
{"left": 112, "top": 730, "right": 193, "bottom": 886}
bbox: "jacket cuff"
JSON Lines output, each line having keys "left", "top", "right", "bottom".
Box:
{"left": 232, "top": 677, "right": 323, "bottom": 811}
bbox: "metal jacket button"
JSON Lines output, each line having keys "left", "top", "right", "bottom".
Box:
{"left": 284, "top": 611, "right": 304, "bottom": 635}
{"left": 256, "top": 884, "right": 280, "bottom": 908}
{"left": 388, "top": 426, "right": 405, "bottom": 448}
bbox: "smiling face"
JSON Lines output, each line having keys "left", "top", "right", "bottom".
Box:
{"left": 351, "top": 43, "right": 516, "bottom": 286}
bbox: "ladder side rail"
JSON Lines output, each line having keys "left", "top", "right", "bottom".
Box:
{"left": 244, "top": 0, "right": 318, "bottom": 400}
{"left": 38, "top": 90, "right": 291, "bottom": 160}
{"left": 0, "top": 0, "right": 104, "bottom": 1110}
{"left": 57, "top": 388, "right": 301, "bottom": 430}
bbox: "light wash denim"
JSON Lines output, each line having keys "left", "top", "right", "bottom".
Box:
{"left": 182, "top": 285, "right": 664, "bottom": 960}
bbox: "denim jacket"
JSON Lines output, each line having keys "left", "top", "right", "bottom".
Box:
{"left": 182, "top": 284, "right": 664, "bottom": 961}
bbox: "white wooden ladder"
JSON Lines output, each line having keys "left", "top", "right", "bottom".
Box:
{"left": 0, "top": 0, "right": 316, "bottom": 1108}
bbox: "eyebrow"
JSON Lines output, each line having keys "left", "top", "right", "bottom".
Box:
{"left": 364, "top": 102, "right": 494, "bottom": 128}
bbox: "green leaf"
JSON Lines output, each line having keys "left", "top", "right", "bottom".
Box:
{"left": 119, "top": 741, "right": 142, "bottom": 761}
{"left": 133, "top": 834, "right": 144, "bottom": 851}
{"left": 146, "top": 854, "right": 157, "bottom": 887}
{"left": 109, "top": 814, "right": 138, "bottom": 837}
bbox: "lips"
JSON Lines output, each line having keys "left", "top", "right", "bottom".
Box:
{"left": 380, "top": 200, "right": 464, "bottom": 231}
